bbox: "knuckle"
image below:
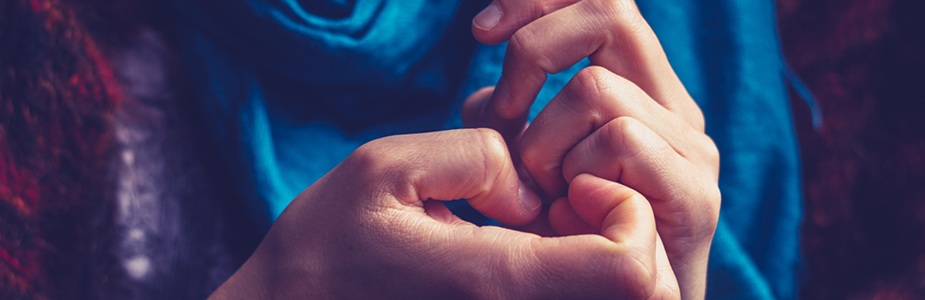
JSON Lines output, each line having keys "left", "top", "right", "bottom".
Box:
{"left": 347, "top": 136, "right": 419, "bottom": 198}
{"left": 604, "top": 117, "right": 646, "bottom": 157}
{"left": 568, "top": 66, "right": 625, "bottom": 113}
{"left": 472, "top": 128, "right": 508, "bottom": 162}
{"left": 694, "top": 134, "right": 721, "bottom": 179}
{"left": 587, "top": 0, "right": 649, "bottom": 46}
{"left": 571, "top": 66, "right": 637, "bottom": 102}
{"left": 689, "top": 168, "right": 722, "bottom": 231}
{"left": 590, "top": 0, "right": 642, "bottom": 23}
{"left": 707, "top": 185, "right": 722, "bottom": 221}
{"left": 689, "top": 108, "right": 707, "bottom": 132}
{"left": 606, "top": 0, "right": 646, "bottom": 30}
{"left": 509, "top": 29, "right": 556, "bottom": 72}
{"left": 350, "top": 137, "right": 397, "bottom": 172}
{"left": 703, "top": 180, "right": 722, "bottom": 219}
{"left": 597, "top": 118, "right": 629, "bottom": 158}
{"left": 472, "top": 128, "right": 511, "bottom": 187}
{"left": 702, "top": 136, "right": 720, "bottom": 168}
{"left": 350, "top": 136, "right": 434, "bottom": 186}
{"left": 572, "top": 66, "right": 617, "bottom": 98}
{"left": 694, "top": 183, "right": 722, "bottom": 235}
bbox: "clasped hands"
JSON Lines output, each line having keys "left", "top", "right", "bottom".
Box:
{"left": 211, "top": 0, "right": 720, "bottom": 299}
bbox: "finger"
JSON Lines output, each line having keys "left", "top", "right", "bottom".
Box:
{"left": 461, "top": 86, "right": 526, "bottom": 145}
{"left": 489, "top": 0, "right": 702, "bottom": 129}
{"left": 519, "top": 67, "right": 713, "bottom": 197}
{"left": 346, "top": 130, "right": 662, "bottom": 298}
{"left": 462, "top": 87, "right": 543, "bottom": 200}
{"left": 400, "top": 218, "right": 661, "bottom": 299}
{"left": 423, "top": 201, "right": 470, "bottom": 226}
{"left": 352, "top": 129, "right": 541, "bottom": 226}
{"left": 562, "top": 117, "right": 717, "bottom": 300}
{"left": 512, "top": 206, "right": 559, "bottom": 237}
{"left": 566, "top": 173, "right": 650, "bottom": 232}
{"left": 566, "top": 174, "right": 680, "bottom": 299}
{"left": 547, "top": 197, "right": 596, "bottom": 235}
{"left": 505, "top": 172, "right": 659, "bottom": 298}
{"left": 471, "top": 0, "right": 580, "bottom": 45}
{"left": 516, "top": 235, "right": 660, "bottom": 299}
{"left": 423, "top": 173, "right": 662, "bottom": 299}
{"left": 561, "top": 117, "right": 720, "bottom": 241}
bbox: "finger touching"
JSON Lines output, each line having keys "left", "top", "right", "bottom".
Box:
{"left": 486, "top": 0, "right": 702, "bottom": 128}
{"left": 512, "top": 173, "right": 661, "bottom": 299}
{"left": 547, "top": 196, "right": 597, "bottom": 235}
{"left": 519, "top": 67, "right": 708, "bottom": 198}
{"left": 461, "top": 86, "right": 527, "bottom": 145}
{"left": 350, "top": 129, "right": 541, "bottom": 226}
{"left": 561, "top": 118, "right": 717, "bottom": 300}
{"left": 561, "top": 116, "right": 720, "bottom": 239}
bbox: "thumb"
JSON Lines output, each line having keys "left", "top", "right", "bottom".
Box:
{"left": 505, "top": 173, "right": 667, "bottom": 299}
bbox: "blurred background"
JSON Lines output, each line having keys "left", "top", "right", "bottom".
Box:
{"left": 778, "top": 0, "right": 925, "bottom": 298}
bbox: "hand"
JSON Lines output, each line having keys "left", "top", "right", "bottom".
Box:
{"left": 209, "top": 129, "right": 678, "bottom": 299}
{"left": 465, "top": 1, "right": 721, "bottom": 299}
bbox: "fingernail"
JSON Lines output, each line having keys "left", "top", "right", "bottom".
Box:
{"left": 473, "top": 2, "right": 502, "bottom": 31}
{"left": 519, "top": 183, "right": 542, "bottom": 211}
{"left": 492, "top": 79, "right": 512, "bottom": 111}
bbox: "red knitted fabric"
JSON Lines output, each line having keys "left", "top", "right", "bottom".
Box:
{"left": 0, "top": 0, "right": 122, "bottom": 298}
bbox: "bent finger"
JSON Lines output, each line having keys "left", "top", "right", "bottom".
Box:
{"left": 547, "top": 197, "right": 597, "bottom": 235}
{"left": 512, "top": 173, "right": 660, "bottom": 298}
{"left": 562, "top": 118, "right": 717, "bottom": 300}
{"left": 519, "top": 67, "right": 710, "bottom": 198}
{"left": 561, "top": 117, "right": 720, "bottom": 237}
{"left": 461, "top": 86, "right": 527, "bottom": 146}
{"left": 351, "top": 129, "right": 541, "bottom": 226}
{"left": 490, "top": 0, "right": 702, "bottom": 129}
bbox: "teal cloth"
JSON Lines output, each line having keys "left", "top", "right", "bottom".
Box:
{"left": 171, "top": 0, "right": 802, "bottom": 299}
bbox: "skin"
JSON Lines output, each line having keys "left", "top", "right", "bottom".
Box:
{"left": 466, "top": 0, "right": 721, "bottom": 299}
{"left": 210, "top": 129, "right": 678, "bottom": 299}
{"left": 210, "top": 0, "right": 719, "bottom": 298}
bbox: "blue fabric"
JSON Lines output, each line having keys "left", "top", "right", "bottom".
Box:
{"left": 170, "top": 0, "right": 802, "bottom": 299}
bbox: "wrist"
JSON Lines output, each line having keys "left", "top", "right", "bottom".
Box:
{"left": 209, "top": 226, "right": 332, "bottom": 300}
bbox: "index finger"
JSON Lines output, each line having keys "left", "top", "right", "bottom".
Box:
{"left": 351, "top": 128, "right": 542, "bottom": 226}
{"left": 485, "top": 0, "right": 703, "bottom": 130}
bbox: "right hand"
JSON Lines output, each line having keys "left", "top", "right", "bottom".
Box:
{"left": 465, "top": 1, "right": 721, "bottom": 298}
{"left": 209, "top": 129, "right": 678, "bottom": 299}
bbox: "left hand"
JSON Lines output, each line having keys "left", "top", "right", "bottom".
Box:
{"left": 209, "top": 129, "right": 679, "bottom": 299}
{"left": 463, "top": 1, "right": 721, "bottom": 299}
